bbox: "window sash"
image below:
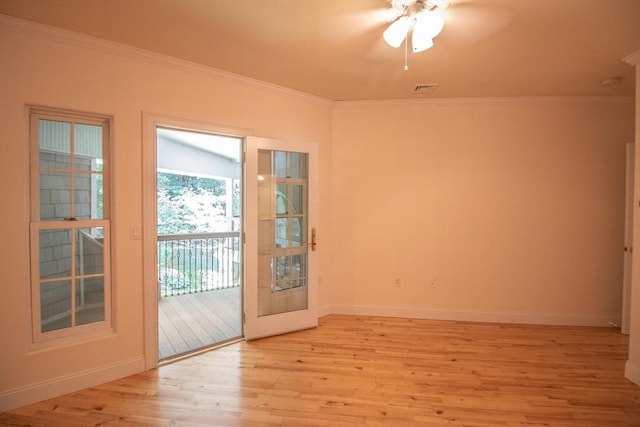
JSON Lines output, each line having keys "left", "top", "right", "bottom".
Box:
{"left": 29, "top": 220, "right": 112, "bottom": 342}
{"left": 29, "top": 107, "right": 112, "bottom": 344}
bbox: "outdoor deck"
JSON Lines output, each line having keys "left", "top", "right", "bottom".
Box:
{"left": 158, "top": 286, "right": 242, "bottom": 360}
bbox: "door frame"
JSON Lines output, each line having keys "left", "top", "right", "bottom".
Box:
{"left": 622, "top": 143, "right": 635, "bottom": 335}
{"left": 141, "top": 113, "right": 252, "bottom": 369}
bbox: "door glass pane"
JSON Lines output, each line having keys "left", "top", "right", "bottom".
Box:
{"left": 289, "top": 152, "right": 306, "bottom": 179}
{"left": 291, "top": 185, "right": 304, "bottom": 214}
{"left": 39, "top": 229, "right": 72, "bottom": 279}
{"left": 257, "top": 149, "right": 309, "bottom": 317}
{"left": 41, "top": 280, "right": 72, "bottom": 332}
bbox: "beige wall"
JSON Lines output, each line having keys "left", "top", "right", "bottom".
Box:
{"left": 0, "top": 17, "right": 333, "bottom": 410}
{"left": 329, "top": 98, "right": 634, "bottom": 324}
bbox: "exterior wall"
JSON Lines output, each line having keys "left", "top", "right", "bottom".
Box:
{"left": 0, "top": 15, "right": 333, "bottom": 411}
{"left": 329, "top": 97, "right": 634, "bottom": 325}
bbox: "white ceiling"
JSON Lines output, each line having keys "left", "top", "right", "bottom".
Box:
{"left": 1, "top": 0, "right": 639, "bottom": 101}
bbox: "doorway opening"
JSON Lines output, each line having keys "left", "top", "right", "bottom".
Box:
{"left": 156, "top": 127, "right": 242, "bottom": 360}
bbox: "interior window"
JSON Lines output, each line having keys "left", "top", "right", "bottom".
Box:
{"left": 29, "top": 107, "right": 112, "bottom": 343}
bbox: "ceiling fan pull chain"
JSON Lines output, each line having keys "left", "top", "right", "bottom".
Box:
{"left": 404, "top": 36, "right": 409, "bottom": 71}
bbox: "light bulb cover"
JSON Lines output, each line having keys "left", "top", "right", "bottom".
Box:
{"left": 383, "top": 16, "right": 411, "bottom": 48}
{"left": 412, "top": 28, "right": 433, "bottom": 53}
{"left": 415, "top": 9, "right": 444, "bottom": 39}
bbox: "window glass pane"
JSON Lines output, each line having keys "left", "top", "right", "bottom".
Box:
{"left": 40, "top": 173, "right": 71, "bottom": 220}
{"left": 40, "top": 280, "right": 71, "bottom": 332}
{"left": 76, "top": 227, "right": 104, "bottom": 275}
{"left": 39, "top": 119, "right": 70, "bottom": 170}
{"left": 74, "top": 173, "right": 92, "bottom": 219}
{"left": 75, "top": 277, "right": 105, "bottom": 326}
{"left": 74, "top": 124, "right": 103, "bottom": 172}
{"left": 39, "top": 229, "right": 72, "bottom": 280}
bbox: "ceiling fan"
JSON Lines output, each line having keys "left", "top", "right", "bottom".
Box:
{"left": 383, "top": 0, "right": 450, "bottom": 53}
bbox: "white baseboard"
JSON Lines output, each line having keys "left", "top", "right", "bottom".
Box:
{"left": 625, "top": 361, "right": 640, "bottom": 387}
{"left": 0, "top": 356, "right": 145, "bottom": 412}
{"left": 318, "top": 304, "right": 333, "bottom": 318}
{"left": 321, "top": 304, "right": 617, "bottom": 327}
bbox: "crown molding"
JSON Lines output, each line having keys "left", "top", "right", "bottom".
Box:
{"left": 0, "top": 14, "right": 333, "bottom": 108}
{"left": 334, "top": 96, "right": 635, "bottom": 109}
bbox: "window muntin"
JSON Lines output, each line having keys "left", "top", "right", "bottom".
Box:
{"left": 30, "top": 108, "right": 111, "bottom": 343}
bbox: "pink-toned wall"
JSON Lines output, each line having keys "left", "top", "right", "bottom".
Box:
{"left": 1, "top": 14, "right": 637, "bottom": 411}
{"left": 0, "top": 17, "right": 333, "bottom": 410}
{"left": 329, "top": 98, "right": 634, "bottom": 324}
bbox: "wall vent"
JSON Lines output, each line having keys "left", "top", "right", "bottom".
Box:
{"left": 412, "top": 83, "right": 438, "bottom": 94}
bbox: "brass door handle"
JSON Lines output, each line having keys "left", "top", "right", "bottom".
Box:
{"left": 311, "top": 227, "right": 317, "bottom": 252}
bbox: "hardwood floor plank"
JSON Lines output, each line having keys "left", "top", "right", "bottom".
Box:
{"left": 1, "top": 315, "right": 639, "bottom": 426}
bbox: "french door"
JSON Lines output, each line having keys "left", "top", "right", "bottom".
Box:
{"left": 244, "top": 137, "right": 318, "bottom": 340}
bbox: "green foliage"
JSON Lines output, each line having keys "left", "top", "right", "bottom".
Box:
{"left": 156, "top": 172, "right": 239, "bottom": 235}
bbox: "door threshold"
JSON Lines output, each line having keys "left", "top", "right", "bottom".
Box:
{"left": 159, "top": 336, "right": 245, "bottom": 366}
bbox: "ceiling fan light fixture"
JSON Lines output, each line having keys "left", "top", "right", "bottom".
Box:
{"left": 383, "top": 16, "right": 412, "bottom": 48}
{"left": 415, "top": 9, "right": 444, "bottom": 39}
{"left": 412, "top": 28, "right": 433, "bottom": 53}
{"left": 383, "top": 0, "right": 448, "bottom": 53}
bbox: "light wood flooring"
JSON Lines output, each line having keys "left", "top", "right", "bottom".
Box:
{"left": 158, "top": 287, "right": 242, "bottom": 360}
{"left": 1, "top": 315, "right": 639, "bottom": 426}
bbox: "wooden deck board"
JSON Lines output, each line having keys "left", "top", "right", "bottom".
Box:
{"left": 158, "top": 287, "right": 242, "bottom": 360}
{"left": 173, "top": 293, "right": 228, "bottom": 342}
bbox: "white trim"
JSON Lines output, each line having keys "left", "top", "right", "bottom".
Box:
{"left": 324, "top": 304, "right": 618, "bottom": 327}
{"left": 0, "top": 356, "right": 145, "bottom": 412}
{"left": 334, "top": 96, "right": 635, "bottom": 108}
{"left": 625, "top": 361, "right": 640, "bottom": 387}
{"left": 0, "top": 14, "right": 333, "bottom": 108}
{"left": 142, "top": 112, "right": 250, "bottom": 370}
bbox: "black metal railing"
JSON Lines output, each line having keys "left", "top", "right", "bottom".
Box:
{"left": 157, "top": 232, "right": 240, "bottom": 297}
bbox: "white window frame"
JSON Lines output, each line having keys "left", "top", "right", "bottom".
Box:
{"left": 29, "top": 106, "right": 113, "bottom": 344}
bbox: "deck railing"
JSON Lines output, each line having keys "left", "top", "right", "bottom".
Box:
{"left": 158, "top": 232, "right": 240, "bottom": 297}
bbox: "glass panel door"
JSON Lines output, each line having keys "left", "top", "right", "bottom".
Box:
{"left": 257, "top": 149, "right": 308, "bottom": 316}
{"left": 245, "top": 137, "right": 318, "bottom": 340}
